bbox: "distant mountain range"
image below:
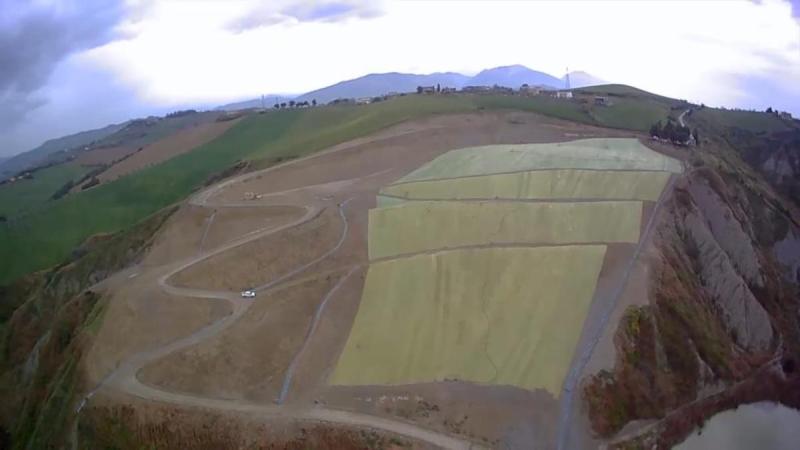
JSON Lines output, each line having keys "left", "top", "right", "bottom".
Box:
{"left": 0, "top": 122, "right": 127, "bottom": 177}
{"left": 567, "top": 71, "right": 606, "bottom": 89}
{"left": 217, "top": 65, "right": 606, "bottom": 110}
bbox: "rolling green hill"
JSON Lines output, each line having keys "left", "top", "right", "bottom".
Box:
{"left": 0, "top": 92, "right": 678, "bottom": 284}
{"left": 0, "top": 123, "right": 126, "bottom": 178}
{"left": 0, "top": 163, "right": 90, "bottom": 219}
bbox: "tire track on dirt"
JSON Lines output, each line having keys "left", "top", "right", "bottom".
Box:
{"left": 77, "top": 155, "right": 480, "bottom": 449}
{"left": 554, "top": 176, "right": 677, "bottom": 450}
{"left": 277, "top": 264, "right": 359, "bottom": 404}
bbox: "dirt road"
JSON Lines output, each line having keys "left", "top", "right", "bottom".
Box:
{"left": 80, "top": 139, "right": 481, "bottom": 450}
{"left": 81, "top": 111, "right": 655, "bottom": 449}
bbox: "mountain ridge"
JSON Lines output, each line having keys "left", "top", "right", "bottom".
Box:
{"left": 218, "top": 65, "right": 606, "bottom": 110}
{"left": 0, "top": 122, "right": 128, "bottom": 177}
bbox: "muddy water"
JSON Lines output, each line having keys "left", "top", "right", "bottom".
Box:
{"left": 675, "top": 402, "right": 800, "bottom": 450}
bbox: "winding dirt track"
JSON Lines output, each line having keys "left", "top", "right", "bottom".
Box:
{"left": 80, "top": 146, "right": 482, "bottom": 450}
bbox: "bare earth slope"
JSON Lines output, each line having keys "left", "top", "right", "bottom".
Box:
{"left": 82, "top": 111, "right": 655, "bottom": 449}
{"left": 75, "top": 109, "right": 796, "bottom": 450}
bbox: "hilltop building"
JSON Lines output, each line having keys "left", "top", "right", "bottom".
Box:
{"left": 520, "top": 84, "right": 542, "bottom": 95}
{"left": 594, "top": 96, "right": 610, "bottom": 106}
{"left": 462, "top": 85, "right": 491, "bottom": 93}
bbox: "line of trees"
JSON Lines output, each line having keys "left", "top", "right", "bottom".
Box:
{"left": 416, "top": 84, "right": 443, "bottom": 94}
{"left": 165, "top": 109, "right": 197, "bottom": 118}
{"left": 649, "top": 119, "right": 699, "bottom": 145}
{"left": 273, "top": 99, "right": 316, "bottom": 109}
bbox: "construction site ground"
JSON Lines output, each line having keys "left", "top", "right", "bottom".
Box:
{"left": 82, "top": 110, "right": 678, "bottom": 449}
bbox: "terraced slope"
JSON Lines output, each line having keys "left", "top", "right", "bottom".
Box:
{"left": 332, "top": 138, "right": 681, "bottom": 398}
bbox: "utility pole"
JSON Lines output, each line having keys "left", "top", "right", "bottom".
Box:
{"left": 565, "top": 67, "right": 571, "bottom": 90}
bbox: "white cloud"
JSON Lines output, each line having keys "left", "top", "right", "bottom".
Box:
{"left": 4, "top": 0, "right": 799, "bottom": 156}
{"left": 79, "top": 0, "right": 799, "bottom": 111}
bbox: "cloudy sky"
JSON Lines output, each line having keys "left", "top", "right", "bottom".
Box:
{"left": 1, "top": 0, "right": 799, "bottom": 157}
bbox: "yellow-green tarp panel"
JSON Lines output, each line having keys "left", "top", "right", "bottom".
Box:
{"left": 368, "top": 200, "right": 642, "bottom": 260}
{"left": 330, "top": 245, "right": 607, "bottom": 395}
{"left": 381, "top": 169, "right": 670, "bottom": 202}
{"left": 397, "top": 138, "right": 682, "bottom": 183}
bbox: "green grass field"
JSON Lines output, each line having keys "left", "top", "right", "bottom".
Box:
{"left": 0, "top": 96, "right": 480, "bottom": 283}
{"left": 331, "top": 245, "right": 607, "bottom": 394}
{"left": 589, "top": 96, "right": 673, "bottom": 132}
{"left": 692, "top": 107, "right": 791, "bottom": 133}
{"left": 0, "top": 163, "right": 89, "bottom": 218}
{"left": 0, "top": 93, "right": 675, "bottom": 284}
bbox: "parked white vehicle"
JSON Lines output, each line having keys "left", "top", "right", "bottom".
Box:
{"left": 240, "top": 290, "right": 256, "bottom": 298}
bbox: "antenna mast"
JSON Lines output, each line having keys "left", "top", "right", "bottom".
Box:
{"left": 565, "top": 67, "right": 571, "bottom": 90}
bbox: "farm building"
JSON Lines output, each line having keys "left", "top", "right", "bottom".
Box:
{"left": 419, "top": 86, "right": 436, "bottom": 94}
{"left": 555, "top": 91, "right": 574, "bottom": 99}
{"left": 462, "top": 85, "right": 491, "bottom": 93}
{"left": 491, "top": 85, "right": 514, "bottom": 94}
{"left": 594, "top": 96, "right": 610, "bottom": 106}
{"left": 519, "top": 84, "right": 541, "bottom": 95}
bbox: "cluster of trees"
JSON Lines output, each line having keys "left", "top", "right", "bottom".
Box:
{"left": 417, "top": 83, "right": 443, "bottom": 94}
{"left": 766, "top": 107, "right": 792, "bottom": 118}
{"left": 329, "top": 98, "right": 354, "bottom": 105}
{"left": 165, "top": 109, "right": 197, "bottom": 118}
{"left": 649, "top": 120, "right": 699, "bottom": 145}
{"left": 273, "top": 99, "right": 316, "bottom": 109}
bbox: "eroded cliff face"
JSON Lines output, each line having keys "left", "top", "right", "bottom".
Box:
{"left": 0, "top": 206, "right": 176, "bottom": 449}
{"left": 583, "top": 142, "right": 800, "bottom": 446}
{"left": 682, "top": 171, "right": 772, "bottom": 353}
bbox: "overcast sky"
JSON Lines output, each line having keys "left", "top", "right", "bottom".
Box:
{"left": 1, "top": 0, "right": 799, "bottom": 157}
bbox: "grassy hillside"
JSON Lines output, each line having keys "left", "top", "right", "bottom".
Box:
{"left": 0, "top": 93, "right": 676, "bottom": 284}
{"left": 0, "top": 123, "right": 126, "bottom": 178}
{"left": 0, "top": 206, "right": 176, "bottom": 449}
{"left": 0, "top": 96, "right": 465, "bottom": 283}
{"left": 92, "top": 111, "right": 224, "bottom": 151}
{"left": 692, "top": 107, "right": 791, "bottom": 133}
{"left": 0, "top": 163, "right": 90, "bottom": 218}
